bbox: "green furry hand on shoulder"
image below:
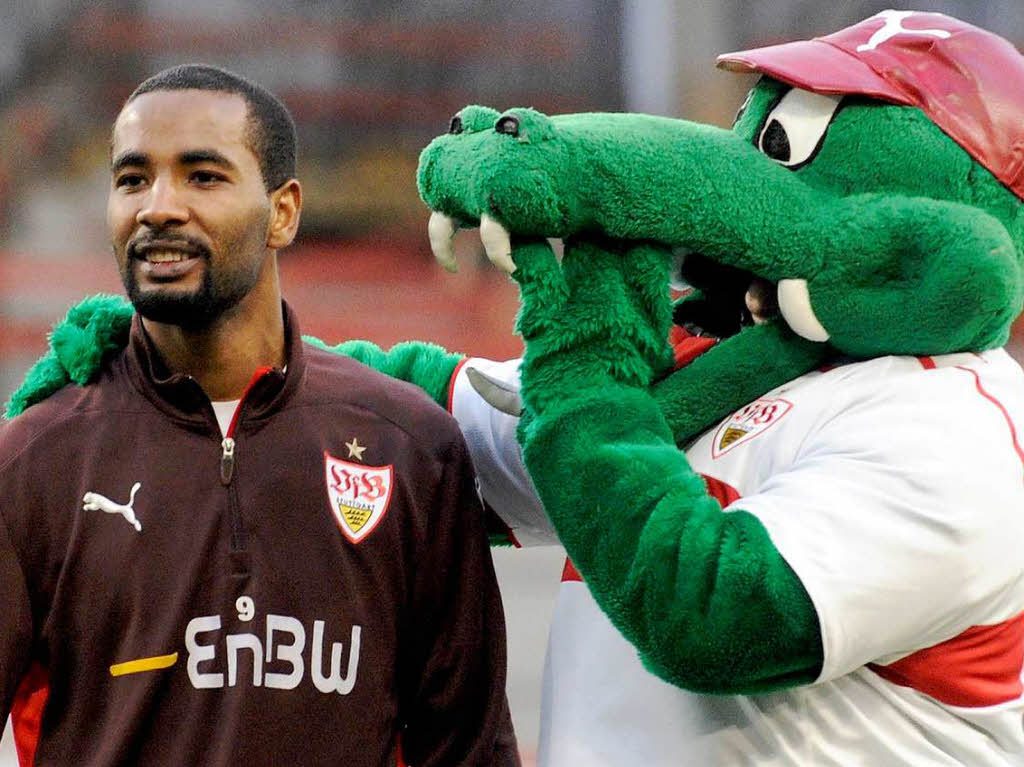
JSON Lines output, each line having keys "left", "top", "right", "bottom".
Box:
{"left": 5, "top": 295, "right": 133, "bottom": 418}
{"left": 5, "top": 295, "right": 463, "bottom": 418}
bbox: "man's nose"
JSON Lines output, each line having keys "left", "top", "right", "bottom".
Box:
{"left": 136, "top": 178, "right": 190, "bottom": 228}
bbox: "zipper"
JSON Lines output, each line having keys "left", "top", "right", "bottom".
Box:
{"left": 216, "top": 366, "right": 275, "bottom": 563}
{"left": 220, "top": 437, "right": 236, "bottom": 484}
{"left": 218, "top": 366, "right": 274, "bottom": 486}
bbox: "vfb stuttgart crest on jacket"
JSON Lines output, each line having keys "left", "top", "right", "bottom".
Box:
{"left": 323, "top": 452, "right": 394, "bottom": 543}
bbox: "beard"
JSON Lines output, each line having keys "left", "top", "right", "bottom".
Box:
{"left": 125, "top": 268, "right": 243, "bottom": 330}
{"left": 120, "top": 234, "right": 263, "bottom": 331}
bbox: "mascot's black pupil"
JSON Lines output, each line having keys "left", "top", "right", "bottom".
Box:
{"left": 449, "top": 116, "right": 464, "bottom": 135}
{"left": 496, "top": 116, "right": 521, "bottom": 136}
{"left": 761, "top": 120, "right": 791, "bottom": 162}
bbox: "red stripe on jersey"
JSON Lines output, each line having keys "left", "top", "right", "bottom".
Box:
{"left": 700, "top": 474, "right": 742, "bottom": 508}
{"left": 225, "top": 366, "right": 275, "bottom": 438}
{"left": 917, "top": 356, "right": 937, "bottom": 369}
{"left": 561, "top": 558, "right": 583, "bottom": 582}
{"left": 395, "top": 732, "right": 406, "bottom": 767}
{"left": 955, "top": 365, "right": 1024, "bottom": 485}
{"left": 11, "top": 661, "right": 49, "bottom": 767}
{"left": 447, "top": 358, "right": 471, "bottom": 414}
{"left": 868, "top": 610, "right": 1024, "bottom": 707}
{"left": 505, "top": 527, "right": 522, "bottom": 548}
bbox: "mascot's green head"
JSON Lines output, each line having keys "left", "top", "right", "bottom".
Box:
{"left": 715, "top": 9, "right": 1024, "bottom": 355}
{"left": 419, "top": 10, "right": 1024, "bottom": 360}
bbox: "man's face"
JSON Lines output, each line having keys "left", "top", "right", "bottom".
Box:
{"left": 108, "top": 89, "right": 273, "bottom": 328}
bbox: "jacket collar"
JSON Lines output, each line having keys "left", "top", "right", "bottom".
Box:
{"left": 121, "top": 301, "right": 306, "bottom": 428}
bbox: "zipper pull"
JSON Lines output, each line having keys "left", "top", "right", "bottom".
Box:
{"left": 220, "top": 437, "right": 236, "bottom": 485}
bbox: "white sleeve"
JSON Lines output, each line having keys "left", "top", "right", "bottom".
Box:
{"left": 450, "top": 358, "right": 558, "bottom": 547}
{"left": 735, "top": 364, "right": 1024, "bottom": 683}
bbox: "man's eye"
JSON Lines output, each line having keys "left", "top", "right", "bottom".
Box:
{"left": 115, "top": 174, "right": 146, "bottom": 189}
{"left": 191, "top": 170, "right": 224, "bottom": 184}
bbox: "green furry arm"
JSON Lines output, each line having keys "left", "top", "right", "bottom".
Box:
{"left": 304, "top": 337, "right": 464, "bottom": 410}
{"left": 522, "top": 386, "right": 822, "bottom": 693}
{"left": 6, "top": 295, "right": 466, "bottom": 417}
{"left": 5, "top": 294, "right": 134, "bottom": 418}
{"left": 515, "top": 238, "right": 823, "bottom": 693}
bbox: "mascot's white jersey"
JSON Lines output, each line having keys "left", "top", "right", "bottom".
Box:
{"left": 451, "top": 350, "right": 1024, "bottom": 766}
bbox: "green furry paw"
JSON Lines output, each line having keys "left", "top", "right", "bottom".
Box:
{"left": 5, "top": 294, "right": 133, "bottom": 418}
{"left": 514, "top": 236, "right": 674, "bottom": 413}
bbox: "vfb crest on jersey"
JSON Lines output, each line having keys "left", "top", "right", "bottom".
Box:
{"left": 323, "top": 452, "right": 394, "bottom": 543}
{"left": 712, "top": 398, "right": 793, "bottom": 458}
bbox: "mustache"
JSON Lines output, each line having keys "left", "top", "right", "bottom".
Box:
{"left": 127, "top": 231, "right": 211, "bottom": 260}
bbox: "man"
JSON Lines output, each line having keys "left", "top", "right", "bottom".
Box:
{"left": 0, "top": 65, "right": 518, "bottom": 766}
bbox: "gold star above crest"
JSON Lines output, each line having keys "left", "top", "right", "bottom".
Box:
{"left": 345, "top": 437, "right": 367, "bottom": 461}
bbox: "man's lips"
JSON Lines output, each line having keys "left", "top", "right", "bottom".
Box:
{"left": 143, "top": 249, "right": 195, "bottom": 263}
{"left": 130, "top": 238, "right": 203, "bottom": 259}
{"left": 129, "top": 241, "right": 205, "bottom": 281}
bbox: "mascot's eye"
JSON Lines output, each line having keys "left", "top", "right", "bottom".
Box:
{"left": 495, "top": 115, "right": 521, "bottom": 137}
{"left": 756, "top": 88, "right": 842, "bottom": 168}
{"left": 761, "top": 120, "right": 790, "bottom": 161}
{"left": 449, "top": 116, "right": 464, "bottom": 134}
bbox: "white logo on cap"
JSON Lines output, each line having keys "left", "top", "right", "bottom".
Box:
{"left": 857, "top": 10, "right": 951, "bottom": 52}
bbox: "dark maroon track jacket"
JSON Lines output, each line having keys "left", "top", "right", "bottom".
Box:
{"left": 0, "top": 304, "right": 518, "bottom": 766}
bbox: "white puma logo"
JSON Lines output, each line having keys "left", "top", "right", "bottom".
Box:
{"left": 83, "top": 482, "right": 143, "bottom": 532}
{"left": 857, "top": 10, "right": 951, "bottom": 52}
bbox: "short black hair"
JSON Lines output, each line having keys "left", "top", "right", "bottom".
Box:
{"left": 125, "top": 64, "right": 296, "bottom": 191}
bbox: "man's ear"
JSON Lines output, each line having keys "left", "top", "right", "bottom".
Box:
{"left": 267, "top": 178, "right": 302, "bottom": 249}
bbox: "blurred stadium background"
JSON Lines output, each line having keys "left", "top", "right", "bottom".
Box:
{"left": 2, "top": 1, "right": 1024, "bottom": 764}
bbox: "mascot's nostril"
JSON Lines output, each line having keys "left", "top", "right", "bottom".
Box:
{"left": 449, "top": 116, "right": 463, "bottom": 135}
{"left": 495, "top": 115, "right": 521, "bottom": 137}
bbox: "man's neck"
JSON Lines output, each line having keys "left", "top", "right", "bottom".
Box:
{"left": 142, "top": 273, "right": 287, "bottom": 401}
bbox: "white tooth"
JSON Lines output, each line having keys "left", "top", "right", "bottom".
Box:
{"left": 479, "top": 213, "right": 516, "bottom": 274}
{"left": 428, "top": 211, "right": 459, "bottom": 273}
{"left": 777, "top": 279, "right": 830, "bottom": 342}
{"left": 148, "top": 251, "right": 185, "bottom": 263}
{"left": 466, "top": 366, "right": 523, "bottom": 417}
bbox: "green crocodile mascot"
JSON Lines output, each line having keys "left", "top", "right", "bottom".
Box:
{"left": 8, "top": 10, "right": 1024, "bottom": 765}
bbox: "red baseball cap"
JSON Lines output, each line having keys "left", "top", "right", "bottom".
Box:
{"left": 717, "top": 10, "right": 1024, "bottom": 199}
